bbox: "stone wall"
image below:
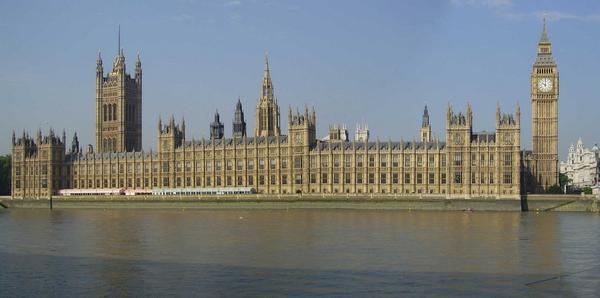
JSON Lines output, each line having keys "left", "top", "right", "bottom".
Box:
{"left": 2, "top": 194, "right": 597, "bottom": 212}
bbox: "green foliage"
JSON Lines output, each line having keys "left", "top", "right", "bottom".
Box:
{"left": 0, "top": 155, "right": 10, "bottom": 195}
{"left": 582, "top": 187, "right": 593, "bottom": 195}
{"left": 559, "top": 173, "right": 570, "bottom": 188}
{"left": 546, "top": 184, "right": 562, "bottom": 194}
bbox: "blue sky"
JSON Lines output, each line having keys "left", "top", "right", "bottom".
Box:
{"left": 1, "top": 0, "right": 599, "bottom": 158}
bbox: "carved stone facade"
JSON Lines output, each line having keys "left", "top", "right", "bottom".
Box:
{"left": 11, "top": 99, "right": 521, "bottom": 198}
{"left": 255, "top": 55, "right": 281, "bottom": 137}
{"left": 95, "top": 39, "right": 142, "bottom": 153}
{"left": 523, "top": 20, "right": 560, "bottom": 192}
{"left": 14, "top": 25, "right": 566, "bottom": 199}
{"left": 560, "top": 139, "right": 600, "bottom": 190}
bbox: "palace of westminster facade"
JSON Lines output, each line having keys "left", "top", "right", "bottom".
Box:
{"left": 10, "top": 23, "right": 559, "bottom": 198}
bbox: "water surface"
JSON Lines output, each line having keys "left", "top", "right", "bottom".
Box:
{"left": 1, "top": 209, "right": 599, "bottom": 297}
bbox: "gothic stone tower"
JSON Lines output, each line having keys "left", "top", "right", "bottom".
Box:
{"left": 496, "top": 104, "right": 521, "bottom": 195}
{"left": 158, "top": 116, "right": 185, "bottom": 188}
{"left": 446, "top": 103, "right": 473, "bottom": 195}
{"left": 255, "top": 55, "right": 281, "bottom": 137}
{"left": 232, "top": 98, "right": 247, "bottom": 139}
{"left": 96, "top": 29, "right": 142, "bottom": 153}
{"left": 531, "top": 20, "right": 559, "bottom": 191}
{"left": 420, "top": 105, "right": 432, "bottom": 143}
{"left": 210, "top": 110, "right": 224, "bottom": 140}
{"left": 288, "top": 106, "right": 316, "bottom": 194}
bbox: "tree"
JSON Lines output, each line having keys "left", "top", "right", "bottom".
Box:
{"left": 559, "top": 173, "right": 570, "bottom": 189}
{"left": 0, "top": 155, "right": 10, "bottom": 195}
{"left": 582, "top": 187, "right": 593, "bottom": 195}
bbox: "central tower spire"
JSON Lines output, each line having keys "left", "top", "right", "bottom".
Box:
{"left": 261, "top": 53, "right": 274, "bottom": 100}
{"left": 255, "top": 53, "right": 281, "bottom": 137}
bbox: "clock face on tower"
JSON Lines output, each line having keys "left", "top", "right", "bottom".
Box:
{"left": 537, "top": 77, "right": 553, "bottom": 92}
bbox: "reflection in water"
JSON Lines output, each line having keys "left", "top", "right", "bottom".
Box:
{"left": 0, "top": 209, "right": 598, "bottom": 296}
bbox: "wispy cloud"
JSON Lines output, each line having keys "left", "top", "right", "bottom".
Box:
{"left": 450, "top": 0, "right": 512, "bottom": 8}
{"left": 229, "top": 12, "right": 242, "bottom": 22}
{"left": 507, "top": 10, "right": 600, "bottom": 22}
{"left": 224, "top": 0, "right": 245, "bottom": 23}
{"left": 173, "top": 13, "right": 192, "bottom": 22}
{"left": 451, "top": 0, "right": 600, "bottom": 23}
{"left": 225, "top": 0, "right": 242, "bottom": 6}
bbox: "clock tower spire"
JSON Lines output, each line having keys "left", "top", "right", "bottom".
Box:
{"left": 530, "top": 19, "right": 559, "bottom": 192}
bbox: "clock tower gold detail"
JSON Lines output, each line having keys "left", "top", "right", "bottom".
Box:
{"left": 529, "top": 19, "right": 559, "bottom": 191}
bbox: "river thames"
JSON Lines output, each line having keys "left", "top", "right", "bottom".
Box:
{"left": 1, "top": 209, "right": 599, "bottom": 297}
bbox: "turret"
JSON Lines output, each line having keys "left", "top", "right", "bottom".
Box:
{"left": 496, "top": 102, "right": 501, "bottom": 124}
{"left": 288, "top": 105, "right": 316, "bottom": 146}
{"left": 516, "top": 102, "right": 521, "bottom": 125}
{"left": 71, "top": 132, "right": 80, "bottom": 154}
{"left": 466, "top": 102, "right": 473, "bottom": 126}
{"left": 328, "top": 124, "right": 349, "bottom": 142}
{"left": 495, "top": 104, "right": 521, "bottom": 150}
{"left": 158, "top": 115, "right": 185, "bottom": 151}
{"left": 135, "top": 52, "right": 142, "bottom": 76}
{"left": 447, "top": 103, "right": 472, "bottom": 129}
{"left": 420, "top": 105, "right": 432, "bottom": 142}
{"left": 232, "top": 98, "right": 247, "bottom": 139}
{"left": 210, "top": 110, "right": 224, "bottom": 140}
{"left": 135, "top": 51, "right": 142, "bottom": 88}
{"left": 355, "top": 123, "right": 369, "bottom": 142}
{"left": 96, "top": 50, "right": 103, "bottom": 80}
{"left": 181, "top": 117, "right": 186, "bottom": 139}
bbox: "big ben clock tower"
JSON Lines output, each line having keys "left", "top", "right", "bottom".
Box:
{"left": 531, "top": 20, "right": 559, "bottom": 191}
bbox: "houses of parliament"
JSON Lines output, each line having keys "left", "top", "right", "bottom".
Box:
{"left": 10, "top": 23, "right": 559, "bottom": 198}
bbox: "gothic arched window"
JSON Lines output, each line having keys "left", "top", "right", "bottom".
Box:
{"left": 112, "top": 104, "right": 117, "bottom": 121}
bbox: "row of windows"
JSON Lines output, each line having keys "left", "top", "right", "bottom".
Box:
{"left": 452, "top": 153, "right": 513, "bottom": 167}
{"left": 14, "top": 165, "right": 61, "bottom": 176}
{"left": 70, "top": 152, "right": 515, "bottom": 175}
{"left": 69, "top": 171, "right": 515, "bottom": 190}
{"left": 103, "top": 138, "right": 117, "bottom": 153}
{"left": 14, "top": 178, "right": 61, "bottom": 189}
{"left": 102, "top": 103, "right": 137, "bottom": 122}
{"left": 102, "top": 104, "right": 118, "bottom": 122}
{"left": 71, "top": 155, "right": 514, "bottom": 175}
